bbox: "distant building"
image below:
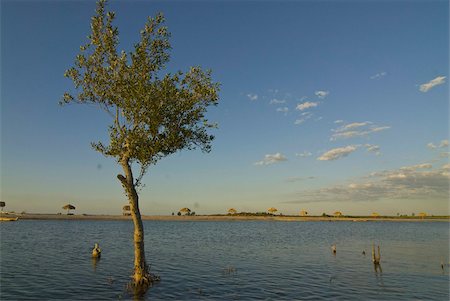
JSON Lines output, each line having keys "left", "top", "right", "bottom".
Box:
{"left": 333, "top": 211, "right": 342, "bottom": 217}
{"left": 228, "top": 208, "right": 237, "bottom": 215}
{"left": 371, "top": 212, "right": 380, "bottom": 218}
{"left": 418, "top": 212, "right": 427, "bottom": 218}
{"left": 299, "top": 210, "right": 308, "bottom": 216}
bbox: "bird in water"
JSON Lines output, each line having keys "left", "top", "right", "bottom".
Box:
{"left": 331, "top": 244, "right": 336, "bottom": 254}
{"left": 362, "top": 250, "right": 366, "bottom": 255}
{"left": 92, "top": 243, "right": 101, "bottom": 258}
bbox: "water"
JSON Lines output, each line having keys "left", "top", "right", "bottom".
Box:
{"left": 1, "top": 220, "right": 449, "bottom": 300}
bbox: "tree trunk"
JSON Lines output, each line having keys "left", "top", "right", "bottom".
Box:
{"left": 118, "top": 159, "right": 149, "bottom": 287}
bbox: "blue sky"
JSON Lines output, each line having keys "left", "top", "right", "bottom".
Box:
{"left": 2, "top": 0, "right": 448, "bottom": 215}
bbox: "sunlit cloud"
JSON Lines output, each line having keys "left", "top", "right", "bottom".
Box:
{"left": 315, "top": 90, "right": 329, "bottom": 99}
{"left": 254, "top": 153, "right": 287, "bottom": 166}
{"left": 330, "top": 121, "right": 390, "bottom": 141}
{"left": 427, "top": 142, "right": 437, "bottom": 149}
{"left": 427, "top": 139, "right": 449, "bottom": 149}
{"left": 285, "top": 163, "right": 450, "bottom": 203}
{"left": 270, "top": 98, "right": 286, "bottom": 105}
{"left": 296, "top": 101, "right": 319, "bottom": 111}
{"left": 370, "top": 71, "right": 387, "bottom": 80}
{"left": 334, "top": 120, "right": 344, "bottom": 124}
{"left": 400, "top": 163, "right": 432, "bottom": 171}
{"left": 419, "top": 76, "right": 446, "bottom": 92}
{"left": 317, "top": 145, "right": 359, "bottom": 161}
{"left": 439, "top": 139, "right": 449, "bottom": 148}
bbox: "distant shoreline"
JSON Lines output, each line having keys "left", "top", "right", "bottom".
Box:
{"left": 5, "top": 213, "right": 449, "bottom": 222}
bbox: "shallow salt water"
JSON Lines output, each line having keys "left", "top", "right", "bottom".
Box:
{"left": 1, "top": 220, "right": 449, "bottom": 300}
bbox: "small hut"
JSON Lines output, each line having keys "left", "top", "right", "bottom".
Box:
{"left": 179, "top": 207, "right": 191, "bottom": 216}
{"left": 418, "top": 212, "right": 427, "bottom": 218}
{"left": 299, "top": 210, "right": 308, "bottom": 216}
{"left": 123, "top": 205, "right": 131, "bottom": 216}
{"left": 371, "top": 212, "right": 380, "bottom": 218}
{"left": 228, "top": 208, "right": 237, "bottom": 215}
{"left": 268, "top": 207, "right": 278, "bottom": 215}
{"left": 62, "top": 204, "right": 76, "bottom": 215}
{"left": 333, "top": 211, "right": 342, "bottom": 217}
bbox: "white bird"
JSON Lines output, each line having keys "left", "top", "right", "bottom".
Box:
{"left": 92, "top": 243, "right": 101, "bottom": 258}
{"left": 331, "top": 244, "right": 336, "bottom": 254}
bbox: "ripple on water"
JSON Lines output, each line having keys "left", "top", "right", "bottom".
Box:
{"left": 0, "top": 220, "right": 449, "bottom": 300}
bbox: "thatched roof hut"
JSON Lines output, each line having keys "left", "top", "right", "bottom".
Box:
{"left": 371, "top": 212, "right": 380, "bottom": 217}
{"left": 228, "top": 208, "right": 237, "bottom": 215}
{"left": 299, "top": 210, "right": 308, "bottom": 216}
{"left": 268, "top": 207, "right": 278, "bottom": 214}
{"left": 333, "top": 211, "right": 342, "bottom": 217}
{"left": 62, "top": 204, "right": 76, "bottom": 214}
{"left": 179, "top": 207, "right": 191, "bottom": 215}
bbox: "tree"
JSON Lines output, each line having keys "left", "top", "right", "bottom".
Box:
{"left": 61, "top": 0, "right": 219, "bottom": 293}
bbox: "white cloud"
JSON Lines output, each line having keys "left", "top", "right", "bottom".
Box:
{"left": 364, "top": 144, "right": 381, "bottom": 155}
{"left": 286, "top": 163, "right": 450, "bottom": 204}
{"left": 315, "top": 91, "right": 329, "bottom": 99}
{"left": 330, "top": 122, "right": 390, "bottom": 141}
{"left": 419, "top": 76, "right": 446, "bottom": 92}
{"left": 247, "top": 93, "right": 258, "bottom": 101}
{"left": 334, "top": 120, "right": 344, "bottom": 124}
{"left": 270, "top": 98, "right": 286, "bottom": 105}
{"left": 427, "top": 139, "right": 449, "bottom": 150}
{"left": 296, "top": 151, "right": 312, "bottom": 157}
{"left": 427, "top": 142, "right": 437, "bottom": 149}
{"left": 370, "top": 72, "right": 387, "bottom": 80}
{"left": 294, "top": 112, "right": 313, "bottom": 125}
{"left": 276, "top": 107, "right": 289, "bottom": 114}
{"left": 400, "top": 163, "right": 432, "bottom": 171}
{"left": 254, "top": 153, "right": 287, "bottom": 166}
{"left": 439, "top": 140, "right": 449, "bottom": 148}
{"left": 318, "top": 145, "right": 359, "bottom": 161}
{"left": 296, "top": 101, "right": 319, "bottom": 111}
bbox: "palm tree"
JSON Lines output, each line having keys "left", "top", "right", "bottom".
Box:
{"left": 62, "top": 204, "right": 76, "bottom": 215}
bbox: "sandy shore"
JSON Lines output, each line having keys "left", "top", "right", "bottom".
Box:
{"left": 7, "top": 213, "right": 449, "bottom": 222}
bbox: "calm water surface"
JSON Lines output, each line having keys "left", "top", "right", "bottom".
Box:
{"left": 1, "top": 220, "right": 449, "bottom": 300}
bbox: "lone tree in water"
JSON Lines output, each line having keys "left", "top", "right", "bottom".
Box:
{"left": 61, "top": 0, "right": 219, "bottom": 293}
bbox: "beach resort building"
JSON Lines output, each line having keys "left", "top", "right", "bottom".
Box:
{"left": 333, "top": 211, "right": 343, "bottom": 217}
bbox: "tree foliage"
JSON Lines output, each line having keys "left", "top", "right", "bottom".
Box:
{"left": 62, "top": 0, "right": 219, "bottom": 187}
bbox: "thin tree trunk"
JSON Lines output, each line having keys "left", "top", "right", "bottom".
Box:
{"left": 118, "top": 159, "right": 149, "bottom": 286}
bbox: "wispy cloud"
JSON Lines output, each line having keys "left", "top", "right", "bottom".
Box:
{"left": 318, "top": 145, "right": 359, "bottom": 161}
{"left": 270, "top": 98, "right": 286, "bottom": 105}
{"left": 427, "top": 139, "right": 449, "bottom": 149}
{"left": 285, "top": 163, "right": 450, "bottom": 204}
{"left": 364, "top": 144, "right": 381, "bottom": 155}
{"left": 296, "top": 101, "right": 319, "bottom": 111}
{"left": 254, "top": 153, "right": 287, "bottom": 166}
{"left": 315, "top": 91, "right": 329, "bottom": 99}
{"left": 330, "top": 121, "right": 390, "bottom": 141}
{"left": 334, "top": 120, "right": 344, "bottom": 124}
{"left": 370, "top": 71, "right": 387, "bottom": 80}
{"left": 285, "top": 176, "right": 315, "bottom": 183}
{"left": 294, "top": 112, "right": 313, "bottom": 125}
{"left": 296, "top": 151, "right": 312, "bottom": 157}
{"left": 247, "top": 93, "right": 258, "bottom": 101}
{"left": 419, "top": 76, "right": 446, "bottom": 92}
{"left": 276, "top": 107, "right": 289, "bottom": 114}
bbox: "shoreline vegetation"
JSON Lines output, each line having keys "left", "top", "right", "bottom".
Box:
{"left": 3, "top": 213, "right": 449, "bottom": 222}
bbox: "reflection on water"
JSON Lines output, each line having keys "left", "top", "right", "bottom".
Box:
{"left": 0, "top": 220, "right": 449, "bottom": 300}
